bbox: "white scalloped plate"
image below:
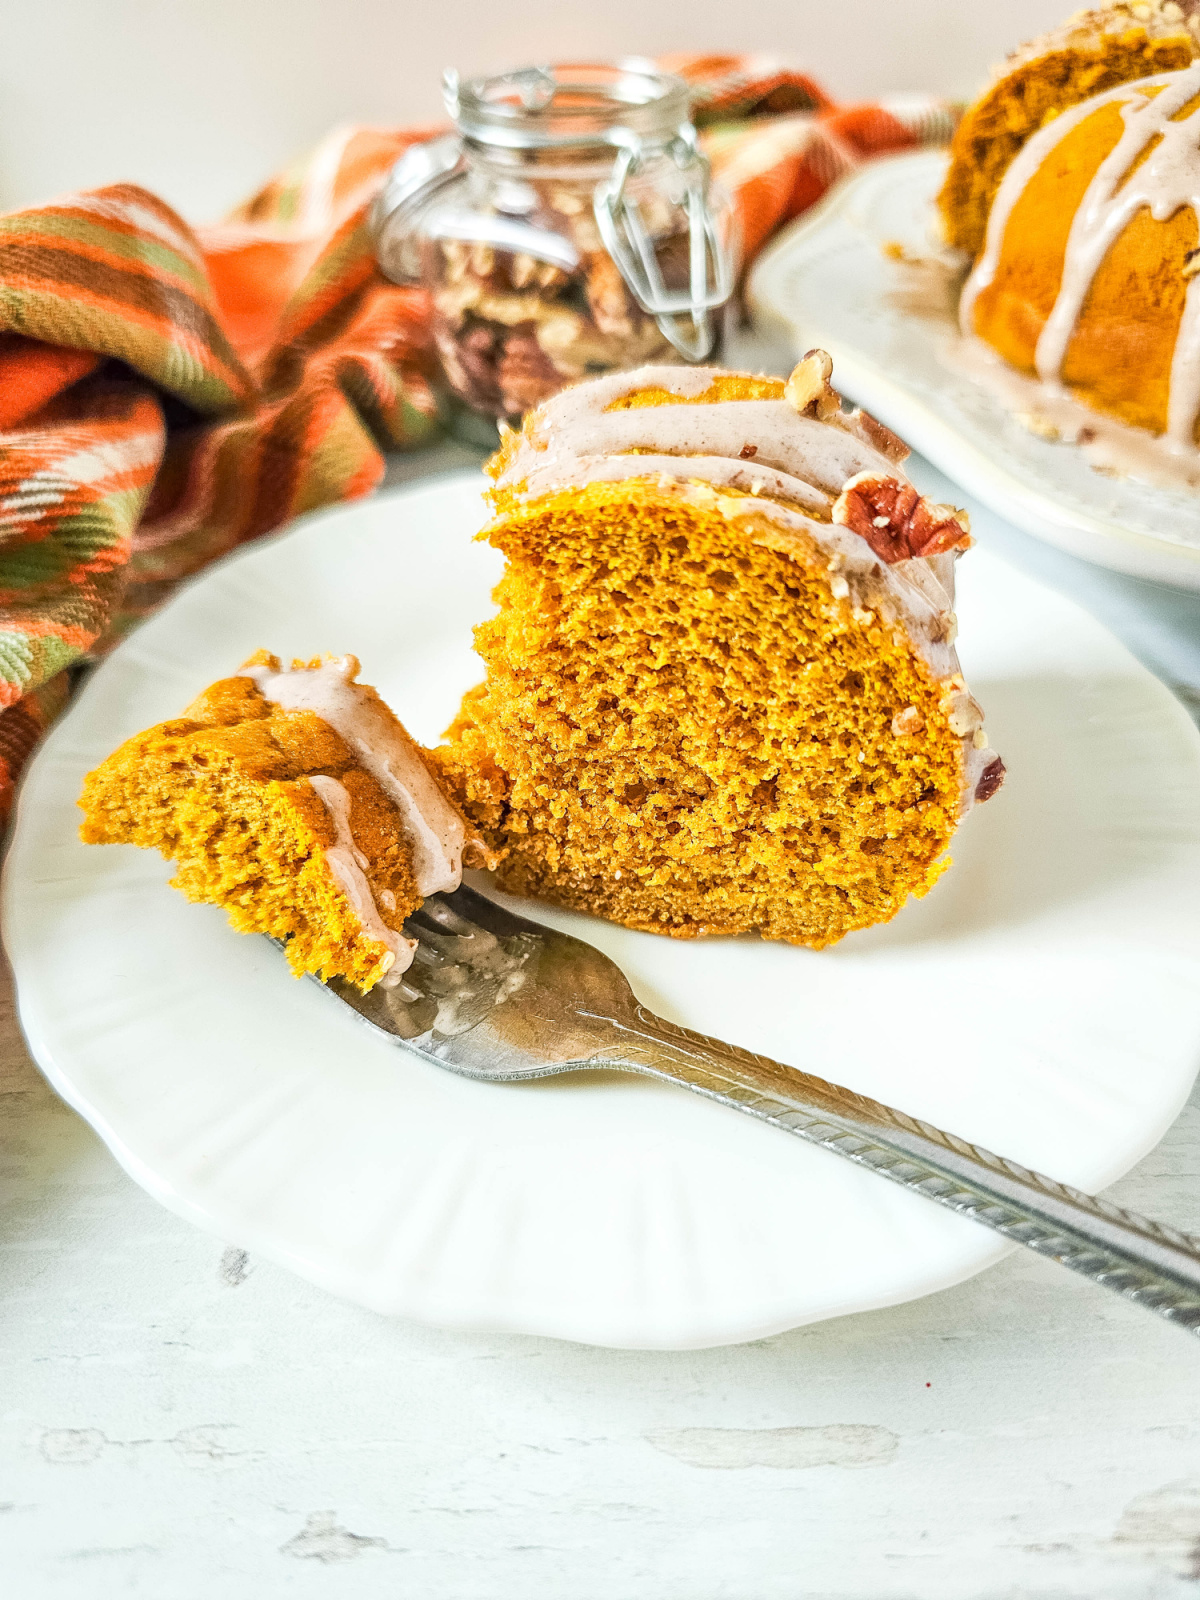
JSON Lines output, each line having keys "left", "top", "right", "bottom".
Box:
{"left": 748, "top": 149, "right": 1200, "bottom": 593}
{"left": 5, "top": 472, "right": 1200, "bottom": 1348}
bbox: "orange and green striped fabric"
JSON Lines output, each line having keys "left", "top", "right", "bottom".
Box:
{"left": 0, "top": 57, "right": 956, "bottom": 819}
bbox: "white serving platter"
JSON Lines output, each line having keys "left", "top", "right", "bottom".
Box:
{"left": 748, "top": 149, "right": 1200, "bottom": 592}
{"left": 5, "top": 472, "right": 1200, "bottom": 1348}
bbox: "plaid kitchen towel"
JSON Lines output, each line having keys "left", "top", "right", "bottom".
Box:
{"left": 0, "top": 56, "right": 956, "bottom": 820}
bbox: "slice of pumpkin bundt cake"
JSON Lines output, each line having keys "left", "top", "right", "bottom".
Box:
{"left": 432, "top": 356, "right": 1004, "bottom": 950}
{"left": 80, "top": 652, "right": 488, "bottom": 992}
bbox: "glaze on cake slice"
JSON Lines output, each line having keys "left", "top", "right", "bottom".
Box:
{"left": 79, "top": 652, "right": 486, "bottom": 992}
{"left": 432, "top": 357, "right": 1003, "bottom": 950}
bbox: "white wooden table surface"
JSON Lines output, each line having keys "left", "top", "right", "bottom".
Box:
{"left": 4, "top": 347, "right": 1200, "bottom": 1598}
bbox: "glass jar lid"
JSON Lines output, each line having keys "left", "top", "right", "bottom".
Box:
{"left": 445, "top": 61, "right": 694, "bottom": 155}
{"left": 372, "top": 61, "right": 736, "bottom": 364}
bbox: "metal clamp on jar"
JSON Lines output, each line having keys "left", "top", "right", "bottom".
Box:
{"left": 372, "top": 62, "right": 738, "bottom": 435}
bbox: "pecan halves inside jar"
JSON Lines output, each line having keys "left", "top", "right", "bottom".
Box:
{"left": 497, "top": 326, "right": 562, "bottom": 415}
{"left": 831, "top": 471, "right": 972, "bottom": 562}
{"left": 425, "top": 206, "right": 698, "bottom": 422}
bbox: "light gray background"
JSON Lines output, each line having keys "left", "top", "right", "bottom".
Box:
{"left": 1, "top": 0, "right": 1065, "bottom": 217}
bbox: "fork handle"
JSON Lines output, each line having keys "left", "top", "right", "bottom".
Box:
{"left": 593, "top": 1004, "right": 1200, "bottom": 1332}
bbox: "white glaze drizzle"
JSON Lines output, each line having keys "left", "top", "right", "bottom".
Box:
{"left": 962, "top": 64, "right": 1200, "bottom": 454}
{"left": 307, "top": 773, "right": 416, "bottom": 981}
{"left": 496, "top": 366, "right": 901, "bottom": 509}
{"left": 240, "top": 654, "right": 467, "bottom": 895}
{"left": 495, "top": 364, "right": 996, "bottom": 816}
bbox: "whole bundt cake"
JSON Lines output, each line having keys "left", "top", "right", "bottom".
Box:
{"left": 938, "top": 1, "right": 1200, "bottom": 260}
{"left": 960, "top": 59, "right": 1200, "bottom": 446}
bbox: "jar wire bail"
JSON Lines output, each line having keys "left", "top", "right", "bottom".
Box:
{"left": 594, "top": 129, "right": 734, "bottom": 361}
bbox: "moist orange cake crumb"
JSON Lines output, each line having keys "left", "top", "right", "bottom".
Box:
{"left": 432, "top": 357, "right": 1003, "bottom": 949}
{"left": 80, "top": 652, "right": 482, "bottom": 992}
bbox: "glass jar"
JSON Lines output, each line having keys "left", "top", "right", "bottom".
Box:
{"left": 372, "top": 62, "right": 738, "bottom": 433}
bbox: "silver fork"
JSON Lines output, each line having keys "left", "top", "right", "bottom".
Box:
{"left": 316, "top": 882, "right": 1200, "bottom": 1334}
